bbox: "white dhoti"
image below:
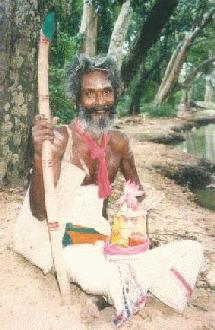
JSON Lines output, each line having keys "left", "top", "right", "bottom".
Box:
{"left": 63, "top": 240, "right": 202, "bottom": 322}
{"left": 13, "top": 127, "right": 203, "bottom": 326}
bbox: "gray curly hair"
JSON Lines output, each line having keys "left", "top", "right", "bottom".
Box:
{"left": 65, "top": 53, "right": 121, "bottom": 106}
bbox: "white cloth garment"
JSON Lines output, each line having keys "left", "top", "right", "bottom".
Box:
{"left": 13, "top": 125, "right": 203, "bottom": 325}
{"left": 63, "top": 240, "right": 203, "bottom": 317}
{"left": 13, "top": 126, "right": 110, "bottom": 273}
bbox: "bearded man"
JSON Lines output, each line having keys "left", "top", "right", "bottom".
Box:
{"left": 14, "top": 55, "right": 203, "bottom": 326}
{"left": 30, "top": 54, "right": 143, "bottom": 221}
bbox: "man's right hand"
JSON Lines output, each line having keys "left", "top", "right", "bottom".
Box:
{"left": 32, "top": 114, "right": 56, "bottom": 158}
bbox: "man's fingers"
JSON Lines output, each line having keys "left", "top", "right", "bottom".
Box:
{"left": 52, "top": 117, "right": 59, "bottom": 125}
{"left": 37, "top": 120, "right": 52, "bottom": 128}
{"left": 33, "top": 135, "right": 54, "bottom": 144}
{"left": 32, "top": 115, "right": 61, "bottom": 147}
{"left": 32, "top": 126, "right": 54, "bottom": 136}
{"left": 32, "top": 127, "right": 54, "bottom": 143}
{"left": 34, "top": 114, "right": 57, "bottom": 125}
{"left": 33, "top": 114, "right": 47, "bottom": 124}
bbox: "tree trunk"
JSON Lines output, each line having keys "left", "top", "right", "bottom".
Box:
{"left": 180, "top": 87, "right": 193, "bottom": 110}
{"left": 179, "top": 56, "right": 215, "bottom": 90}
{"left": 204, "top": 74, "right": 214, "bottom": 103}
{"left": 121, "top": 0, "right": 179, "bottom": 86}
{"left": 108, "top": 0, "right": 132, "bottom": 71}
{"left": 129, "top": 100, "right": 141, "bottom": 115}
{"left": 80, "top": 0, "right": 97, "bottom": 56}
{"left": 0, "top": 2, "right": 10, "bottom": 95}
{"left": 154, "top": 9, "right": 215, "bottom": 105}
{"left": 128, "top": 52, "right": 169, "bottom": 115}
{"left": 0, "top": 0, "right": 40, "bottom": 186}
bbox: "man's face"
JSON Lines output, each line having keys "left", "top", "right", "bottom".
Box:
{"left": 79, "top": 69, "right": 115, "bottom": 131}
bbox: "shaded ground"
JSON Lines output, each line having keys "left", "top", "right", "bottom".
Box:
{"left": 0, "top": 112, "right": 215, "bottom": 329}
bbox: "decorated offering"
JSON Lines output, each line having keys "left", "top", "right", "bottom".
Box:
{"left": 110, "top": 180, "right": 148, "bottom": 247}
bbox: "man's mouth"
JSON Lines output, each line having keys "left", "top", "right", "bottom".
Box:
{"left": 85, "top": 105, "right": 115, "bottom": 116}
{"left": 91, "top": 110, "right": 107, "bottom": 118}
{"left": 79, "top": 105, "right": 116, "bottom": 131}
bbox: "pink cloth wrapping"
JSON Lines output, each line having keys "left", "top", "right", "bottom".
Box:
{"left": 104, "top": 239, "right": 150, "bottom": 256}
{"left": 74, "top": 120, "right": 111, "bottom": 199}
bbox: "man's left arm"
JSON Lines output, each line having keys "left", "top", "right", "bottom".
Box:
{"left": 120, "top": 134, "right": 145, "bottom": 201}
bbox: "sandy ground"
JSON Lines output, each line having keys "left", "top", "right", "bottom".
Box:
{"left": 0, "top": 115, "right": 215, "bottom": 330}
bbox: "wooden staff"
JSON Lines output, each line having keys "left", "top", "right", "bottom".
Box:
{"left": 38, "top": 10, "right": 71, "bottom": 304}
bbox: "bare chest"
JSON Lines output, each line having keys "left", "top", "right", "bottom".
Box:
{"left": 72, "top": 141, "right": 121, "bottom": 184}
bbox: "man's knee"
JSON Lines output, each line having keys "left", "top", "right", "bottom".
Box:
{"left": 175, "top": 240, "right": 203, "bottom": 269}
{"left": 188, "top": 240, "right": 203, "bottom": 263}
{"left": 183, "top": 240, "right": 203, "bottom": 255}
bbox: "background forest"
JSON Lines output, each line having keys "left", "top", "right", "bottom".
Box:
{"left": 0, "top": 0, "right": 214, "bottom": 186}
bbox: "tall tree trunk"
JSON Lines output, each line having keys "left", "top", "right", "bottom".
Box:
{"left": 179, "top": 87, "right": 193, "bottom": 112}
{"left": 129, "top": 100, "right": 141, "bottom": 115}
{"left": 80, "top": 0, "right": 97, "bottom": 56}
{"left": 108, "top": 0, "right": 132, "bottom": 70}
{"left": 0, "top": 0, "right": 40, "bottom": 186}
{"left": 0, "top": 1, "right": 11, "bottom": 184}
{"left": 204, "top": 74, "right": 214, "bottom": 103}
{"left": 179, "top": 56, "right": 215, "bottom": 90}
{"left": 154, "top": 9, "right": 215, "bottom": 105}
{"left": 0, "top": 2, "right": 10, "bottom": 94}
{"left": 121, "top": 0, "right": 179, "bottom": 86}
{"left": 129, "top": 51, "right": 169, "bottom": 115}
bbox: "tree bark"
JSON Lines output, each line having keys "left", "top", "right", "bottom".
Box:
{"left": 0, "top": 2, "right": 10, "bottom": 95}
{"left": 180, "top": 56, "right": 215, "bottom": 90}
{"left": 128, "top": 52, "right": 169, "bottom": 115}
{"left": 154, "top": 9, "right": 215, "bottom": 105}
{"left": 80, "top": 0, "right": 97, "bottom": 56}
{"left": 0, "top": 0, "right": 40, "bottom": 186}
{"left": 121, "top": 0, "right": 179, "bottom": 86}
{"left": 204, "top": 74, "right": 214, "bottom": 103}
{"left": 108, "top": 0, "right": 132, "bottom": 71}
{"left": 129, "top": 99, "right": 141, "bottom": 115}
{"left": 179, "top": 87, "right": 193, "bottom": 111}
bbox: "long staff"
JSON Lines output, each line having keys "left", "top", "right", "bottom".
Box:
{"left": 38, "top": 9, "right": 71, "bottom": 304}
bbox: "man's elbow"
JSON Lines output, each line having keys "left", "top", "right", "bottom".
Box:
{"left": 29, "top": 190, "right": 46, "bottom": 221}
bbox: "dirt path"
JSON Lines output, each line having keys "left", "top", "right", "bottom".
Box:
{"left": 0, "top": 116, "right": 215, "bottom": 329}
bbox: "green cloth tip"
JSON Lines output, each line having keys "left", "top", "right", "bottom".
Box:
{"left": 62, "top": 222, "right": 100, "bottom": 247}
{"left": 62, "top": 232, "right": 72, "bottom": 247}
{"left": 42, "top": 11, "right": 55, "bottom": 41}
{"left": 65, "top": 222, "right": 98, "bottom": 234}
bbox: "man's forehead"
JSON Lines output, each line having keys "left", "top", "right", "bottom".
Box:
{"left": 81, "top": 69, "right": 112, "bottom": 90}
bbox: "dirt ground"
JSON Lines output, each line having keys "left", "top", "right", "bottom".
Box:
{"left": 0, "top": 115, "right": 215, "bottom": 330}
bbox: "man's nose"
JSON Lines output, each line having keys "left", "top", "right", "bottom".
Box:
{"left": 95, "top": 92, "right": 105, "bottom": 105}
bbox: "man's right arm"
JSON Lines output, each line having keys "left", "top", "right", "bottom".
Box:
{"left": 29, "top": 115, "right": 68, "bottom": 220}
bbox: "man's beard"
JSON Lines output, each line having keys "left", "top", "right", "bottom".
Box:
{"left": 78, "top": 105, "right": 116, "bottom": 134}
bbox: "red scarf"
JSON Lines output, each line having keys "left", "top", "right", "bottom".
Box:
{"left": 74, "top": 120, "right": 111, "bottom": 199}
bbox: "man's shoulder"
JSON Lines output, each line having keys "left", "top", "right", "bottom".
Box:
{"left": 109, "top": 130, "right": 129, "bottom": 152}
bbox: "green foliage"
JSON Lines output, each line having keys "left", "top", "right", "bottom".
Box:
{"left": 116, "top": 94, "right": 132, "bottom": 117}
{"left": 142, "top": 102, "right": 177, "bottom": 118}
{"left": 49, "top": 66, "right": 75, "bottom": 124}
{"left": 46, "top": 0, "right": 214, "bottom": 120}
{"left": 95, "top": 0, "right": 123, "bottom": 53}
{"left": 47, "top": 1, "right": 83, "bottom": 123}
{"left": 49, "top": 31, "right": 80, "bottom": 122}
{"left": 194, "top": 187, "right": 215, "bottom": 212}
{"left": 192, "top": 74, "right": 205, "bottom": 101}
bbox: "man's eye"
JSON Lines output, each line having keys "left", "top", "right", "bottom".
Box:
{"left": 86, "top": 91, "right": 94, "bottom": 97}
{"left": 103, "top": 90, "right": 111, "bottom": 96}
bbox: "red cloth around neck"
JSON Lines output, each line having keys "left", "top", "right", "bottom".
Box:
{"left": 74, "top": 120, "right": 111, "bottom": 199}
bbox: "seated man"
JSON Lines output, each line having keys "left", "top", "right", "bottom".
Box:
{"left": 30, "top": 54, "right": 143, "bottom": 222}
{"left": 13, "top": 54, "right": 203, "bottom": 327}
